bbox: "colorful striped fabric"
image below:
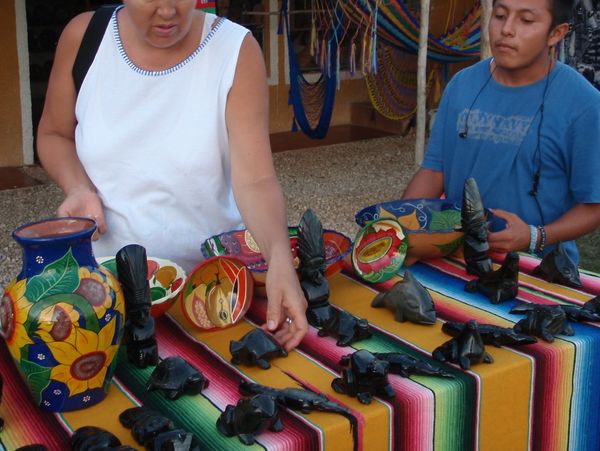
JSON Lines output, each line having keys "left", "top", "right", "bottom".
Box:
{"left": 0, "top": 254, "right": 598, "bottom": 450}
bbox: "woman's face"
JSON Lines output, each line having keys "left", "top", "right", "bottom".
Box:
{"left": 122, "top": 0, "right": 196, "bottom": 49}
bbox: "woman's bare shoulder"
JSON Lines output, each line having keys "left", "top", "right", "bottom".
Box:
{"left": 58, "top": 11, "right": 95, "bottom": 52}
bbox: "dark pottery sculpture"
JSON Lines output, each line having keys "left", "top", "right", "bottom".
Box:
{"left": 583, "top": 296, "right": 600, "bottom": 315}
{"left": 239, "top": 378, "right": 358, "bottom": 451}
{"left": 119, "top": 406, "right": 163, "bottom": 428}
{"left": 14, "top": 446, "right": 49, "bottom": 451}
{"left": 532, "top": 242, "right": 582, "bottom": 288}
{"left": 560, "top": 305, "right": 600, "bottom": 322}
{"left": 117, "top": 244, "right": 159, "bottom": 368}
{"left": 131, "top": 413, "right": 174, "bottom": 445}
{"left": 510, "top": 303, "right": 574, "bottom": 342}
{"left": 317, "top": 310, "right": 372, "bottom": 346}
{"left": 461, "top": 178, "right": 493, "bottom": 277}
{"left": 146, "top": 429, "right": 194, "bottom": 451}
{"left": 230, "top": 329, "right": 288, "bottom": 369}
{"left": 332, "top": 349, "right": 395, "bottom": 404}
{"left": 217, "top": 394, "right": 283, "bottom": 445}
{"left": 371, "top": 352, "right": 454, "bottom": 378}
{"left": 297, "top": 209, "right": 334, "bottom": 327}
{"left": 464, "top": 252, "right": 520, "bottom": 304}
{"left": 146, "top": 356, "right": 209, "bottom": 400}
{"left": 371, "top": 270, "right": 437, "bottom": 324}
{"left": 70, "top": 426, "right": 121, "bottom": 451}
{"left": 442, "top": 321, "right": 537, "bottom": 347}
{"left": 432, "top": 320, "right": 494, "bottom": 370}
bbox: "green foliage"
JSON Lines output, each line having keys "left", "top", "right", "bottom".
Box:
{"left": 20, "top": 359, "right": 51, "bottom": 404}
{"left": 577, "top": 229, "right": 600, "bottom": 274}
{"left": 430, "top": 210, "right": 461, "bottom": 231}
{"left": 25, "top": 249, "right": 80, "bottom": 302}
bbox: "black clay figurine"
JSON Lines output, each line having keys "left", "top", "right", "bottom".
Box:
{"left": 533, "top": 242, "right": 583, "bottom": 288}
{"left": 70, "top": 426, "right": 122, "bottom": 451}
{"left": 442, "top": 321, "right": 537, "bottom": 347}
{"left": 371, "top": 270, "right": 437, "bottom": 324}
{"left": 217, "top": 394, "right": 283, "bottom": 445}
{"left": 116, "top": 244, "right": 159, "bottom": 368}
{"left": 510, "top": 303, "right": 574, "bottom": 342}
{"left": 146, "top": 356, "right": 209, "bottom": 400}
{"left": 583, "top": 296, "right": 600, "bottom": 315}
{"left": 464, "top": 252, "right": 520, "bottom": 304}
{"left": 332, "top": 349, "right": 395, "bottom": 404}
{"left": 297, "top": 209, "right": 334, "bottom": 327}
{"left": 432, "top": 320, "right": 494, "bottom": 370}
{"left": 371, "top": 352, "right": 454, "bottom": 378}
{"left": 230, "top": 329, "right": 288, "bottom": 369}
{"left": 317, "top": 309, "right": 372, "bottom": 346}
{"left": 461, "top": 178, "right": 493, "bottom": 277}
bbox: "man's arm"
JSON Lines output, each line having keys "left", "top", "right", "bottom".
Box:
{"left": 488, "top": 203, "right": 600, "bottom": 253}
{"left": 401, "top": 168, "right": 445, "bottom": 199}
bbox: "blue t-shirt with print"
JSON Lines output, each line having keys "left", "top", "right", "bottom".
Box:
{"left": 422, "top": 59, "right": 600, "bottom": 264}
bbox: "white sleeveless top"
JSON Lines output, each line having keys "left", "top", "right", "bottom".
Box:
{"left": 76, "top": 8, "right": 248, "bottom": 272}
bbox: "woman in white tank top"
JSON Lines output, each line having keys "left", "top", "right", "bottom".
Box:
{"left": 37, "top": 0, "right": 307, "bottom": 350}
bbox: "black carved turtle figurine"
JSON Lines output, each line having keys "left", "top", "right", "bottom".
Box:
{"left": 442, "top": 321, "right": 537, "bottom": 347}
{"left": 464, "top": 252, "right": 520, "bottom": 304}
{"left": 317, "top": 309, "right": 372, "bottom": 346}
{"left": 532, "top": 242, "right": 582, "bottom": 288}
{"left": 70, "top": 426, "right": 122, "bottom": 451}
{"left": 332, "top": 349, "right": 395, "bottom": 404}
{"left": 217, "top": 394, "right": 283, "bottom": 445}
{"left": 230, "top": 329, "right": 288, "bottom": 369}
{"left": 371, "top": 270, "right": 437, "bottom": 324}
{"left": 146, "top": 356, "right": 209, "bottom": 400}
{"left": 432, "top": 320, "right": 494, "bottom": 370}
{"left": 510, "top": 303, "right": 574, "bottom": 342}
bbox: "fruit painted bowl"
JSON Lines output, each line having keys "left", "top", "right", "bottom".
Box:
{"left": 352, "top": 218, "right": 408, "bottom": 283}
{"left": 97, "top": 256, "right": 186, "bottom": 317}
{"left": 181, "top": 256, "right": 253, "bottom": 330}
{"left": 355, "top": 199, "right": 467, "bottom": 265}
{"left": 200, "top": 227, "right": 353, "bottom": 287}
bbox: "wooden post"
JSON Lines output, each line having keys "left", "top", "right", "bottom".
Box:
{"left": 480, "top": 0, "right": 493, "bottom": 59}
{"left": 414, "top": 0, "right": 431, "bottom": 164}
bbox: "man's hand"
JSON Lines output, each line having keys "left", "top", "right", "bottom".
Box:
{"left": 487, "top": 209, "right": 531, "bottom": 253}
{"left": 57, "top": 189, "right": 106, "bottom": 240}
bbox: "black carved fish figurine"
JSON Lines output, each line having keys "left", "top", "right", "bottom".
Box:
{"left": 533, "top": 242, "right": 582, "bottom": 288}
{"left": 583, "top": 296, "right": 600, "bottom": 315}
{"left": 464, "top": 252, "right": 520, "bottom": 304}
{"left": 461, "top": 178, "right": 493, "bottom": 277}
{"left": 433, "top": 320, "right": 494, "bottom": 370}
{"left": 230, "top": 329, "right": 288, "bottom": 369}
{"left": 371, "top": 270, "right": 436, "bottom": 324}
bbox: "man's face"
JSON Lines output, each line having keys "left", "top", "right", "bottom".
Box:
{"left": 490, "top": 0, "right": 555, "bottom": 72}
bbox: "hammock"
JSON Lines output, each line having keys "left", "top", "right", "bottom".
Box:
{"left": 280, "top": 0, "right": 339, "bottom": 139}
{"left": 339, "top": 0, "right": 482, "bottom": 63}
{"left": 365, "top": 41, "right": 442, "bottom": 120}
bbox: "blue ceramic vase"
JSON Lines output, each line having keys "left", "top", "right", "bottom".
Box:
{"left": 0, "top": 217, "right": 125, "bottom": 412}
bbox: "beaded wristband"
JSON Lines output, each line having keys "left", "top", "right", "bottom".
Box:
{"left": 528, "top": 225, "right": 539, "bottom": 255}
{"left": 537, "top": 226, "right": 546, "bottom": 254}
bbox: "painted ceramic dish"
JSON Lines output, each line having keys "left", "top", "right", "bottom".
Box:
{"left": 97, "top": 256, "right": 185, "bottom": 317}
{"left": 181, "top": 256, "right": 253, "bottom": 330}
{"left": 201, "top": 227, "right": 352, "bottom": 286}
{"left": 352, "top": 218, "right": 408, "bottom": 283}
{"left": 356, "top": 198, "right": 474, "bottom": 265}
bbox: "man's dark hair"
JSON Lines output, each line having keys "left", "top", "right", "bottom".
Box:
{"left": 491, "top": 0, "right": 575, "bottom": 28}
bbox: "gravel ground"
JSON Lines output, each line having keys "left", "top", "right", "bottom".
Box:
{"left": 0, "top": 134, "right": 417, "bottom": 287}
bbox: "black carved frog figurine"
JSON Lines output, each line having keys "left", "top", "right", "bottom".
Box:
{"left": 433, "top": 320, "right": 494, "bottom": 370}
{"left": 510, "top": 303, "right": 574, "bottom": 342}
{"left": 217, "top": 394, "right": 283, "bottom": 445}
{"left": 317, "top": 309, "right": 372, "bottom": 346}
{"left": 230, "top": 329, "right": 288, "bottom": 369}
{"left": 371, "top": 270, "right": 437, "bottom": 324}
{"left": 331, "top": 349, "right": 395, "bottom": 404}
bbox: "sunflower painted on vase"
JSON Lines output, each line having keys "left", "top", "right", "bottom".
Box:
{"left": 0, "top": 217, "right": 125, "bottom": 412}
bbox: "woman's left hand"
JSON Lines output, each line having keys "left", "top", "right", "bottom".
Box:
{"left": 261, "top": 258, "right": 308, "bottom": 351}
{"left": 487, "top": 209, "right": 531, "bottom": 253}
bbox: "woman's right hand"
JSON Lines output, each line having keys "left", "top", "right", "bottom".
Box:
{"left": 57, "top": 189, "right": 106, "bottom": 239}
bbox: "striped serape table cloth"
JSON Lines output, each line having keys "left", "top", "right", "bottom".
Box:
{"left": 1, "top": 254, "right": 599, "bottom": 451}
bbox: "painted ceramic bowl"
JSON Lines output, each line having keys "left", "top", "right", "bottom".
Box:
{"left": 352, "top": 218, "right": 408, "bottom": 283}
{"left": 181, "top": 256, "right": 253, "bottom": 330}
{"left": 355, "top": 198, "right": 506, "bottom": 265}
{"left": 200, "top": 227, "right": 352, "bottom": 286}
{"left": 97, "top": 256, "right": 186, "bottom": 317}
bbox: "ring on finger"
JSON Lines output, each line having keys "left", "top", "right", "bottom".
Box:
{"left": 285, "top": 317, "right": 293, "bottom": 324}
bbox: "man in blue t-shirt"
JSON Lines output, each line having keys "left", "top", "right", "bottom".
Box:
{"left": 403, "top": 0, "right": 600, "bottom": 264}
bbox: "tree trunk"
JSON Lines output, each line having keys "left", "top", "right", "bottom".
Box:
{"left": 480, "top": 0, "right": 493, "bottom": 59}
{"left": 414, "top": 0, "right": 431, "bottom": 164}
